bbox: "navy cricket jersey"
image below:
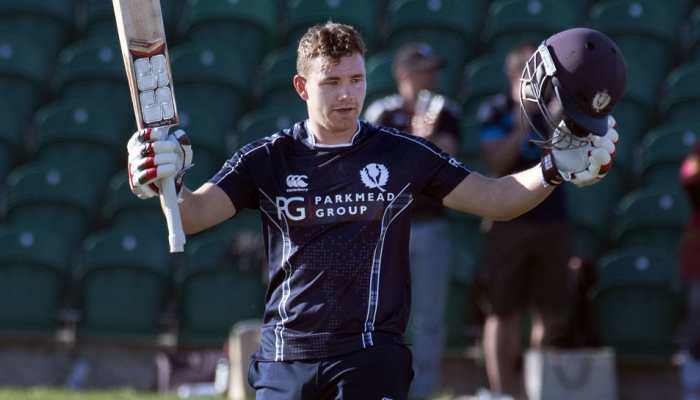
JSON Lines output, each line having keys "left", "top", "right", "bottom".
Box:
{"left": 210, "top": 120, "right": 470, "bottom": 361}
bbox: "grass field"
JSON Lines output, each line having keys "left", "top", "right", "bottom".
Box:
{"left": 0, "top": 388, "right": 218, "bottom": 400}
{"left": 0, "top": 388, "right": 461, "bottom": 400}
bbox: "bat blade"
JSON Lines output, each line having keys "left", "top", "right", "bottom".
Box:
{"left": 113, "top": 0, "right": 185, "bottom": 253}
{"left": 113, "top": 0, "right": 178, "bottom": 130}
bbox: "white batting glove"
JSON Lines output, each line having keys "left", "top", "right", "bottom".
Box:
{"left": 542, "top": 116, "right": 618, "bottom": 187}
{"left": 127, "top": 127, "right": 193, "bottom": 200}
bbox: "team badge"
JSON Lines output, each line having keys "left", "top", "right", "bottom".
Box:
{"left": 592, "top": 90, "right": 611, "bottom": 113}
{"left": 360, "top": 163, "right": 389, "bottom": 192}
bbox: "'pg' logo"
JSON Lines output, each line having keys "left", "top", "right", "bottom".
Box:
{"left": 275, "top": 196, "right": 306, "bottom": 221}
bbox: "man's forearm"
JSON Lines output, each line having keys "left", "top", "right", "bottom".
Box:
{"left": 176, "top": 182, "right": 238, "bottom": 235}
{"left": 495, "top": 164, "right": 556, "bottom": 220}
{"left": 443, "top": 163, "right": 556, "bottom": 221}
{"left": 177, "top": 186, "right": 199, "bottom": 235}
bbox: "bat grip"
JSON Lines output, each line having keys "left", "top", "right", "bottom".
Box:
{"left": 160, "top": 177, "right": 185, "bottom": 252}
{"left": 153, "top": 126, "right": 185, "bottom": 253}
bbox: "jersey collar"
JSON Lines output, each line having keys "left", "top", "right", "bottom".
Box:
{"left": 303, "top": 120, "right": 363, "bottom": 149}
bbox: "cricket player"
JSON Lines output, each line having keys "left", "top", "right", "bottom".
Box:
{"left": 126, "top": 23, "right": 625, "bottom": 399}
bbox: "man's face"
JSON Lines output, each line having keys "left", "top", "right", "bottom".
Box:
{"left": 295, "top": 53, "right": 366, "bottom": 135}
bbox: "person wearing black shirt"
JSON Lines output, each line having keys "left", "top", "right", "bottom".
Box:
{"left": 124, "top": 23, "right": 618, "bottom": 400}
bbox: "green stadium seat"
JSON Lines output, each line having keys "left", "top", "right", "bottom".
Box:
{"left": 484, "top": 0, "right": 578, "bottom": 55}
{"left": 365, "top": 50, "right": 397, "bottom": 106}
{"left": 591, "top": 1, "right": 676, "bottom": 110}
{"left": 0, "top": 144, "right": 13, "bottom": 181}
{"left": 33, "top": 99, "right": 130, "bottom": 180}
{"left": 0, "top": 32, "right": 52, "bottom": 118}
{"left": 0, "top": 0, "right": 73, "bottom": 55}
{"left": 591, "top": 0, "right": 678, "bottom": 43}
{"left": 690, "top": 6, "right": 700, "bottom": 62}
{"left": 0, "top": 225, "right": 72, "bottom": 336}
{"left": 83, "top": 0, "right": 179, "bottom": 40}
{"left": 612, "top": 186, "right": 691, "bottom": 250}
{"left": 386, "top": 0, "right": 486, "bottom": 96}
{"left": 257, "top": 46, "right": 297, "bottom": 104}
{"left": 5, "top": 161, "right": 104, "bottom": 245}
{"left": 102, "top": 171, "right": 166, "bottom": 236}
{"left": 566, "top": 168, "right": 625, "bottom": 237}
{"left": 0, "top": 0, "right": 74, "bottom": 23}
{"left": 182, "top": 0, "right": 276, "bottom": 68}
{"left": 75, "top": 227, "right": 171, "bottom": 338}
{"left": 176, "top": 237, "right": 265, "bottom": 346}
{"left": 232, "top": 108, "right": 300, "bottom": 149}
{"left": 171, "top": 41, "right": 251, "bottom": 155}
{"left": 171, "top": 41, "right": 252, "bottom": 98}
{"left": 176, "top": 89, "right": 240, "bottom": 159}
{"left": 611, "top": 99, "right": 648, "bottom": 144}
{"left": 661, "top": 62, "right": 700, "bottom": 124}
{"left": 286, "top": 0, "right": 380, "bottom": 48}
{"left": 639, "top": 123, "right": 700, "bottom": 187}
{"left": 592, "top": 247, "right": 683, "bottom": 358}
{"left": 0, "top": 97, "right": 19, "bottom": 148}
{"left": 52, "top": 39, "right": 128, "bottom": 103}
{"left": 611, "top": 129, "right": 634, "bottom": 177}
{"left": 184, "top": 147, "right": 222, "bottom": 189}
{"left": 622, "top": 53, "right": 659, "bottom": 112}
{"left": 461, "top": 53, "right": 508, "bottom": 117}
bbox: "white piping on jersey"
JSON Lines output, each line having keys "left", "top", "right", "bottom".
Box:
{"left": 212, "top": 134, "right": 284, "bottom": 185}
{"left": 304, "top": 119, "right": 362, "bottom": 148}
{"left": 362, "top": 183, "right": 413, "bottom": 348}
{"left": 258, "top": 188, "right": 293, "bottom": 362}
{"left": 378, "top": 127, "right": 471, "bottom": 172}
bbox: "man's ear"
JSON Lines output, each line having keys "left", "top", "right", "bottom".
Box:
{"left": 293, "top": 74, "right": 308, "bottom": 101}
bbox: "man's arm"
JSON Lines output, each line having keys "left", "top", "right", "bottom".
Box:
{"left": 179, "top": 183, "right": 237, "bottom": 235}
{"left": 442, "top": 164, "right": 555, "bottom": 221}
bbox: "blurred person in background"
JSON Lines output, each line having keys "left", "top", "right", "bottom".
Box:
{"left": 475, "top": 43, "right": 574, "bottom": 399}
{"left": 364, "top": 42, "right": 462, "bottom": 400}
{"left": 680, "top": 141, "right": 700, "bottom": 400}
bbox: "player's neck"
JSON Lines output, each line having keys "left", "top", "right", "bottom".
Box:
{"left": 306, "top": 119, "right": 359, "bottom": 146}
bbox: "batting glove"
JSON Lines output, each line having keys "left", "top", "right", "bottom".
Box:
{"left": 541, "top": 116, "right": 618, "bottom": 187}
{"left": 127, "top": 127, "right": 193, "bottom": 200}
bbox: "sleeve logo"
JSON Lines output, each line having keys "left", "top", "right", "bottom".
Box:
{"left": 360, "top": 163, "right": 389, "bottom": 192}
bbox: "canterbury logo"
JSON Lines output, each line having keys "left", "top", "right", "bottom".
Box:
{"left": 360, "top": 163, "right": 389, "bottom": 192}
{"left": 286, "top": 175, "right": 308, "bottom": 192}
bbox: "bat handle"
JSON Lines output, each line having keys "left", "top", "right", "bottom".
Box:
{"left": 154, "top": 126, "right": 186, "bottom": 253}
{"left": 160, "top": 177, "right": 185, "bottom": 252}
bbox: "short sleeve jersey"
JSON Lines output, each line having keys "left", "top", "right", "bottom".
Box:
{"left": 210, "top": 120, "right": 470, "bottom": 361}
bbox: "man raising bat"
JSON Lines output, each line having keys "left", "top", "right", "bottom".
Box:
{"left": 126, "top": 23, "right": 624, "bottom": 399}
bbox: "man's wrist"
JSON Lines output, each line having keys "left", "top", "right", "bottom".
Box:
{"left": 540, "top": 151, "right": 563, "bottom": 187}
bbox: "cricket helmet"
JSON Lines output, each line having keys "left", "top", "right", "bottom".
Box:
{"left": 520, "top": 27, "right": 627, "bottom": 148}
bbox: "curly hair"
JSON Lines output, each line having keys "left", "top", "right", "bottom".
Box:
{"left": 296, "top": 21, "right": 366, "bottom": 75}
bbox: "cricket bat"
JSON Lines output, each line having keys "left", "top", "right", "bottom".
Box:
{"left": 113, "top": 0, "right": 185, "bottom": 252}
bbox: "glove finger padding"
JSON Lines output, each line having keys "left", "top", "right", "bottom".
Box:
{"left": 542, "top": 117, "right": 619, "bottom": 187}
{"left": 126, "top": 128, "right": 193, "bottom": 199}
